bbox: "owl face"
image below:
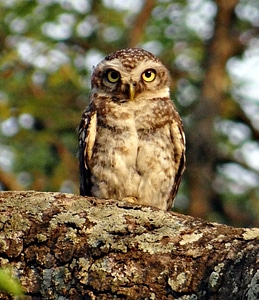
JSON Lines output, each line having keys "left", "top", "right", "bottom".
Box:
{"left": 91, "top": 48, "right": 170, "bottom": 103}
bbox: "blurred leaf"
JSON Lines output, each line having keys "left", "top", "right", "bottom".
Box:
{"left": 0, "top": 268, "right": 23, "bottom": 297}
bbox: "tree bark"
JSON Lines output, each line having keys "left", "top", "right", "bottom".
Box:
{"left": 0, "top": 191, "right": 258, "bottom": 300}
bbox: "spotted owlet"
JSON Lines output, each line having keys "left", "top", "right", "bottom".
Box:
{"left": 78, "top": 48, "right": 185, "bottom": 211}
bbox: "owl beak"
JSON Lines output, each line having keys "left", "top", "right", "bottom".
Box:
{"left": 129, "top": 84, "right": 135, "bottom": 101}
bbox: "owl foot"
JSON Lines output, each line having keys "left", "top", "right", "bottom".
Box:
{"left": 122, "top": 197, "right": 138, "bottom": 204}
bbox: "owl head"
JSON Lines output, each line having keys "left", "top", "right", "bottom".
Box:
{"left": 90, "top": 48, "right": 170, "bottom": 103}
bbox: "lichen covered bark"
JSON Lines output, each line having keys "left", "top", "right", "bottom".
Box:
{"left": 0, "top": 191, "right": 258, "bottom": 299}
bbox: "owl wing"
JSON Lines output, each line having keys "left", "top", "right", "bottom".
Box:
{"left": 78, "top": 106, "right": 97, "bottom": 196}
{"left": 168, "top": 114, "right": 186, "bottom": 209}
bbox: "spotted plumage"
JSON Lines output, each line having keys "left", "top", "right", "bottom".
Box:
{"left": 78, "top": 48, "right": 185, "bottom": 210}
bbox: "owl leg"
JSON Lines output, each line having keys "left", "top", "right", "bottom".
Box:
{"left": 122, "top": 197, "right": 139, "bottom": 204}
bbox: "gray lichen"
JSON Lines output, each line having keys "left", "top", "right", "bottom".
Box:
{"left": 0, "top": 191, "right": 258, "bottom": 300}
{"left": 247, "top": 270, "right": 259, "bottom": 300}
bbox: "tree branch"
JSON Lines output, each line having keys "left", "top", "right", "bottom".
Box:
{"left": 0, "top": 191, "right": 258, "bottom": 299}
{"left": 128, "top": 0, "right": 156, "bottom": 47}
{"left": 0, "top": 170, "right": 23, "bottom": 191}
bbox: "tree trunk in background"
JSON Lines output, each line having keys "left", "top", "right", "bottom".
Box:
{"left": 0, "top": 191, "right": 258, "bottom": 300}
{"left": 186, "top": 0, "right": 243, "bottom": 219}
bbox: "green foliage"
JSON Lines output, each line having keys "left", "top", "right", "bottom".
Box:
{"left": 0, "top": 268, "right": 23, "bottom": 297}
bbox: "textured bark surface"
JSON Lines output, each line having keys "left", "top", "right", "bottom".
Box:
{"left": 0, "top": 191, "right": 258, "bottom": 299}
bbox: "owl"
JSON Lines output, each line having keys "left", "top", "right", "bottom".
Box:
{"left": 78, "top": 48, "right": 185, "bottom": 211}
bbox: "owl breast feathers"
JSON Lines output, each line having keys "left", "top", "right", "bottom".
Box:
{"left": 78, "top": 48, "right": 185, "bottom": 211}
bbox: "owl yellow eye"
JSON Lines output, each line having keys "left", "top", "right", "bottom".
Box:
{"left": 142, "top": 69, "right": 156, "bottom": 82}
{"left": 106, "top": 69, "right": 120, "bottom": 83}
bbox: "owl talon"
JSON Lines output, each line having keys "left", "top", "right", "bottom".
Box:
{"left": 122, "top": 197, "right": 138, "bottom": 204}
